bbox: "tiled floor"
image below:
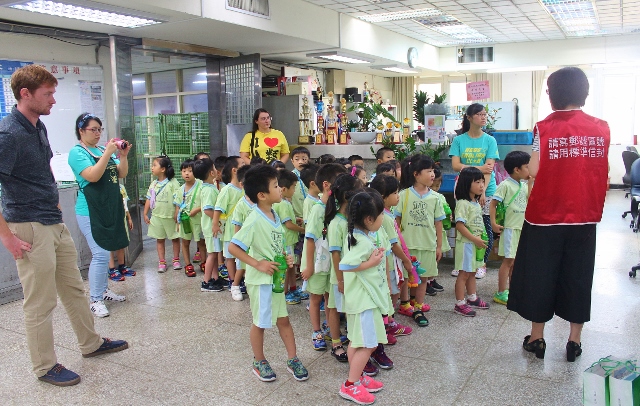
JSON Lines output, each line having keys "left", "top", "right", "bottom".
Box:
{"left": 1, "top": 190, "right": 639, "bottom": 405}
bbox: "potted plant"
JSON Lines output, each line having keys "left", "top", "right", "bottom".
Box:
{"left": 425, "top": 93, "right": 448, "bottom": 115}
{"left": 413, "top": 90, "right": 430, "bottom": 126}
{"left": 484, "top": 104, "right": 502, "bottom": 133}
{"left": 347, "top": 101, "right": 397, "bottom": 132}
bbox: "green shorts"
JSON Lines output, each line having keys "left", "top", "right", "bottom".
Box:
{"left": 346, "top": 308, "right": 387, "bottom": 348}
{"left": 455, "top": 241, "right": 481, "bottom": 273}
{"left": 498, "top": 228, "right": 521, "bottom": 259}
{"left": 327, "top": 283, "right": 344, "bottom": 312}
{"left": 410, "top": 249, "right": 437, "bottom": 278}
{"left": 306, "top": 271, "right": 330, "bottom": 295}
{"left": 247, "top": 284, "right": 288, "bottom": 329}
{"left": 204, "top": 234, "right": 222, "bottom": 254}
{"left": 178, "top": 220, "right": 203, "bottom": 241}
{"left": 148, "top": 216, "right": 179, "bottom": 240}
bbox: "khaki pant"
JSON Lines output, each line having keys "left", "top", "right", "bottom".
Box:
{"left": 8, "top": 222, "right": 103, "bottom": 377}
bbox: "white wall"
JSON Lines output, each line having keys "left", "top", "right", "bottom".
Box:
{"left": 501, "top": 71, "right": 532, "bottom": 130}
{"left": 0, "top": 32, "right": 115, "bottom": 147}
{"left": 344, "top": 71, "right": 393, "bottom": 104}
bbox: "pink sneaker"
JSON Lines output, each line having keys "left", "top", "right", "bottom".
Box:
{"left": 359, "top": 375, "right": 384, "bottom": 393}
{"left": 158, "top": 261, "right": 167, "bottom": 273}
{"left": 397, "top": 303, "right": 414, "bottom": 317}
{"left": 339, "top": 382, "right": 375, "bottom": 405}
{"left": 386, "top": 333, "right": 397, "bottom": 345}
{"left": 467, "top": 296, "right": 490, "bottom": 309}
{"left": 172, "top": 258, "right": 182, "bottom": 270}
{"left": 386, "top": 322, "right": 412, "bottom": 337}
{"left": 454, "top": 303, "right": 477, "bottom": 317}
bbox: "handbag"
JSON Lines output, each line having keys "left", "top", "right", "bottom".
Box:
{"left": 495, "top": 181, "right": 522, "bottom": 227}
{"left": 179, "top": 181, "right": 200, "bottom": 234}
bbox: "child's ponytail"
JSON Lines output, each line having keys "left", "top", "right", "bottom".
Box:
{"left": 325, "top": 173, "right": 362, "bottom": 230}
{"left": 400, "top": 154, "right": 435, "bottom": 190}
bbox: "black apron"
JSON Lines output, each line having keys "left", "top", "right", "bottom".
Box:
{"left": 78, "top": 145, "right": 129, "bottom": 251}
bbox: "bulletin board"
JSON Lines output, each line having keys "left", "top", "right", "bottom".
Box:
{"left": 0, "top": 59, "right": 107, "bottom": 155}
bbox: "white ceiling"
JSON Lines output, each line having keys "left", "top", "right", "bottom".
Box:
{"left": 303, "top": 0, "right": 640, "bottom": 47}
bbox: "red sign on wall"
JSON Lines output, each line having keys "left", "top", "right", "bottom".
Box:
{"left": 466, "top": 80, "right": 490, "bottom": 101}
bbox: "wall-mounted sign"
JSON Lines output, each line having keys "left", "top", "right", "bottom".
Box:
{"left": 466, "top": 80, "right": 490, "bottom": 101}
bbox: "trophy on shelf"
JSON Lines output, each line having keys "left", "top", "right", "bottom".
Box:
{"left": 393, "top": 122, "right": 402, "bottom": 143}
{"left": 325, "top": 91, "right": 337, "bottom": 145}
{"left": 298, "top": 95, "right": 312, "bottom": 145}
{"left": 402, "top": 118, "right": 411, "bottom": 142}
{"left": 376, "top": 123, "right": 384, "bottom": 143}
{"left": 385, "top": 122, "right": 393, "bottom": 140}
{"left": 339, "top": 98, "right": 348, "bottom": 144}
{"left": 315, "top": 86, "right": 324, "bottom": 144}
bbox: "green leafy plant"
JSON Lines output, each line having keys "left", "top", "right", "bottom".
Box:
{"left": 484, "top": 104, "right": 502, "bottom": 129}
{"left": 347, "top": 120, "right": 359, "bottom": 131}
{"left": 433, "top": 93, "right": 447, "bottom": 104}
{"left": 348, "top": 102, "right": 397, "bottom": 132}
{"left": 418, "top": 138, "right": 450, "bottom": 164}
{"left": 369, "top": 135, "right": 416, "bottom": 162}
{"left": 413, "top": 90, "right": 430, "bottom": 125}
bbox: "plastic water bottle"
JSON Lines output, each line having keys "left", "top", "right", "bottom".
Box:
{"left": 476, "top": 230, "right": 488, "bottom": 262}
{"left": 272, "top": 254, "right": 288, "bottom": 293}
{"left": 442, "top": 203, "right": 452, "bottom": 230}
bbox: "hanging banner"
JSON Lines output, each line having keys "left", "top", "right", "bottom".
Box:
{"left": 466, "top": 80, "right": 490, "bottom": 101}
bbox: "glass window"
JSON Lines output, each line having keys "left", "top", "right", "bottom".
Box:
{"left": 417, "top": 83, "right": 441, "bottom": 100}
{"left": 132, "top": 74, "right": 146, "bottom": 96}
{"left": 183, "top": 94, "right": 208, "bottom": 113}
{"left": 603, "top": 75, "right": 634, "bottom": 145}
{"left": 152, "top": 96, "right": 178, "bottom": 115}
{"left": 449, "top": 82, "right": 469, "bottom": 107}
{"left": 183, "top": 67, "right": 208, "bottom": 92}
{"left": 151, "top": 71, "right": 177, "bottom": 94}
{"left": 133, "top": 99, "right": 147, "bottom": 116}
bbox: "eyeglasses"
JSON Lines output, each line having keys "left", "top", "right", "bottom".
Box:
{"left": 84, "top": 127, "right": 104, "bottom": 134}
{"left": 474, "top": 113, "right": 488, "bottom": 118}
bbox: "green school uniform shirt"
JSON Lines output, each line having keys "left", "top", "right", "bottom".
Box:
{"left": 339, "top": 229, "right": 390, "bottom": 315}
{"left": 327, "top": 213, "right": 348, "bottom": 285}
{"left": 231, "top": 208, "right": 285, "bottom": 286}
{"left": 147, "top": 178, "right": 181, "bottom": 219}
{"left": 273, "top": 199, "right": 299, "bottom": 247}
{"left": 303, "top": 194, "right": 321, "bottom": 224}
{"left": 492, "top": 177, "right": 528, "bottom": 230}
{"left": 232, "top": 196, "right": 256, "bottom": 230}
{"left": 291, "top": 169, "right": 307, "bottom": 219}
{"left": 454, "top": 199, "right": 484, "bottom": 244}
{"left": 173, "top": 179, "right": 203, "bottom": 224}
{"left": 394, "top": 187, "right": 445, "bottom": 251}
{"left": 381, "top": 209, "right": 399, "bottom": 246}
{"left": 200, "top": 182, "right": 220, "bottom": 238}
{"left": 432, "top": 191, "right": 451, "bottom": 252}
{"left": 214, "top": 183, "right": 244, "bottom": 242}
{"left": 300, "top": 201, "right": 325, "bottom": 271}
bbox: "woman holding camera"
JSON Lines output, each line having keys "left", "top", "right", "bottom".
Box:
{"left": 68, "top": 113, "right": 131, "bottom": 318}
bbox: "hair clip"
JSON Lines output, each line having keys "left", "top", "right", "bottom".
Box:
{"left": 78, "top": 113, "right": 95, "bottom": 129}
{"left": 351, "top": 167, "right": 357, "bottom": 176}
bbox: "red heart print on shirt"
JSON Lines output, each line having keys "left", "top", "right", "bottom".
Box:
{"left": 264, "top": 137, "right": 279, "bottom": 148}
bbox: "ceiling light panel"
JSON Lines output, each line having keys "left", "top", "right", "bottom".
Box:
{"left": 358, "top": 8, "right": 443, "bottom": 23}
{"left": 9, "top": 0, "right": 163, "bottom": 28}
{"left": 540, "top": 0, "right": 600, "bottom": 36}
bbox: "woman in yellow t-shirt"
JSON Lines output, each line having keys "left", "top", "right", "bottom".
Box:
{"left": 239, "top": 108, "right": 290, "bottom": 165}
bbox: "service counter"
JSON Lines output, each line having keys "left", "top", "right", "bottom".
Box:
{"left": 0, "top": 184, "right": 91, "bottom": 305}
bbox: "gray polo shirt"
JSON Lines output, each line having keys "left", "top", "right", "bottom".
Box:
{"left": 0, "top": 107, "right": 62, "bottom": 225}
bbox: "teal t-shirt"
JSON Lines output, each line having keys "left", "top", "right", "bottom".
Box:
{"left": 68, "top": 145, "right": 120, "bottom": 216}
{"left": 449, "top": 132, "right": 500, "bottom": 197}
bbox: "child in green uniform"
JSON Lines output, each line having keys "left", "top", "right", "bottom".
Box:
{"left": 300, "top": 163, "right": 321, "bottom": 224}
{"left": 229, "top": 165, "right": 309, "bottom": 383}
{"left": 144, "top": 156, "right": 182, "bottom": 273}
{"left": 395, "top": 154, "right": 445, "bottom": 327}
{"left": 429, "top": 167, "right": 451, "bottom": 293}
{"left": 338, "top": 190, "right": 389, "bottom": 405}
{"left": 212, "top": 156, "right": 245, "bottom": 288}
{"left": 490, "top": 151, "right": 530, "bottom": 305}
{"left": 290, "top": 147, "right": 310, "bottom": 219}
{"left": 230, "top": 165, "right": 255, "bottom": 301}
{"left": 301, "top": 164, "right": 347, "bottom": 351}
{"left": 325, "top": 173, "right": 361, "bottom": 363}
{"left": 194, "top": 158, "right": 226, "bottom": 292}
{"left": 273, "top": 170, "right": 306, "bottom": 305}
{"left": 453, "top": 167, "right": 490, "bottom": 317}
{"left": 213, "top": 155, "right": 227, "bottom": 275}
{"left": 174, "top": 159, "right": 206, "bottom": 277}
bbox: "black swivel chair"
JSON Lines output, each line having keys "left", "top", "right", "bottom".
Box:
{"left": 627, "top": 145, "right": 638, "bottom": 154}
{"left": 629, "top": 160, "right": 640, "bottom": 277}
{"left": 621, "top": 151, "right": 639, "bottom": 222}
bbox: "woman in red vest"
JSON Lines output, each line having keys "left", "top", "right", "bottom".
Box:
{"left": 507, "top": 67, "right": 610, "bottom": 362}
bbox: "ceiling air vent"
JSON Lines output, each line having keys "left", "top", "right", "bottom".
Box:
{"left": 457, "top": 47, "right": 494, "bottom": 64}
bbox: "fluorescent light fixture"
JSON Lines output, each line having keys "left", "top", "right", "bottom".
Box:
{"left": 358, "top": 8, "right": 442, "bottom": 23}
{"left": 415, "top": 17, "right": 493, "bottom": 44}
{"left": 131, "top": 80, "right": 145, "bottom": 85}
{"left": 192, "top": 80, "right": 207, "bottom": 84}
{"left": 371, "top": 65, "right": 419, "bottom": 74}
{"left": 486, "top": 66, "right": 548, "bottom": 73}
{"left": 540, "top": 0, "right": 599, "bottom": 37}
{"left": 9, "top": 0, "right": 164, "bottom": 28}
{"left": 306, "top": 51, "right": 374, "bottom": 64}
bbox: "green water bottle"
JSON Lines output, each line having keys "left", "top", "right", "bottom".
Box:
{"left": 476, "top": 230, "right": 488, "bottom": 262}
{"left": 442, "top": 203, "right": 452, "bottom": 230}
{"left": 272, "top": 254, "right": 288, "bottom": 293}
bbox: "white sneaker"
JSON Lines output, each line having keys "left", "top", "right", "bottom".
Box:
{"left": 103, "top": 289, "right": 126, "bottom": 302}
{"left": 475, "top": 266, "right": 487, "bottom": 279}
{"left": 230, "top": 285, "right": 243, "bottom": 301}
{"left": 90, "top": 300, "right": 109, "bottom": 317}
{"left": 451, "top": 269, "right": 459, "bottom": 277}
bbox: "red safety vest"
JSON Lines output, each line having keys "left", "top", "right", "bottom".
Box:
{"left": 526, "top": 110, "right": 610, "bottom": 225}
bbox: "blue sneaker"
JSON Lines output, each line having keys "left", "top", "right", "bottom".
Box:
{"left": 252, "top": 359, "right": 276, "bottom": 382}
{"left": 38, "top": 363, "right": 80, "bottom": 386}
{"left": 108, "top": 269, "right": 124, "bottom": 282}
{"left": 305, "top": 300, "right": 325, "bottom": 312}
{"left": 240, "top": 280, "right": 247, "bottom": 294}
{"left": 295, "top": 287, "right": 309, "bottom": 300}
{"left": 287, "top": 356, "right": 309, "bottom": 381}
{"left": 321, "top": 321, "right": 331, "bottom": 340}
{"left": 312, "top": 330, "right": 327, "bottom": 351}
{"left": 285, "top": 291, "right": 301, "bottom": 305}
{"left": 82, "top": 338, "right": 129, "bottom": 358}
{"left": 218, "top": 264, "right": 228, "bottom": 280}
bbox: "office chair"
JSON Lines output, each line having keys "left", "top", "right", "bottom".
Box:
{"left": 627, "top": 158, "right": 640, "bottom": 233}
{"left": 621, "top": 151, "right": 639, "bottom": 216}
{"left": 627, "top": 145, "right": 638, "bottom": 154}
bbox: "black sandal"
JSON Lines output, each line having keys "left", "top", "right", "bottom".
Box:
{"left": 522, "top": 335, "right": 546, "bottom": 359}
{"left": 566, "top": 340, "right": 582, "bottom": 362}
{"left": 331, "top": 345, "right": 348, "bottom": 362}
{"left": 412, "top": 310, "right": 429, "bottom": 327}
